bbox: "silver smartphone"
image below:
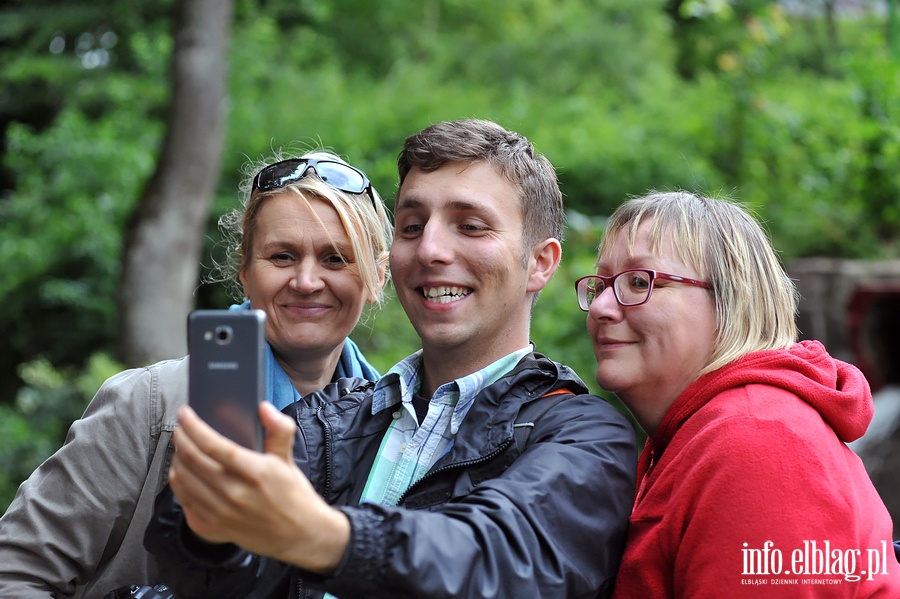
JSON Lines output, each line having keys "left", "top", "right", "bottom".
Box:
{"left": 188, "top": 309, "right": 266, "bottom": 451}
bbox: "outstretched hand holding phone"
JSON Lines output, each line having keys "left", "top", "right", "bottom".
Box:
{"left": 169, "top": 401, "right": 351, "bottom": 573}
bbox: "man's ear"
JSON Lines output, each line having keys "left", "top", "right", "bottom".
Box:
{"left": 526, "top": 237, "right": 562, "bottom": 294}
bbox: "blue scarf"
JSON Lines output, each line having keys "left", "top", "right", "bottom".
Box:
{"left": 229, "top": 302, "right": 380, "bottom": 410}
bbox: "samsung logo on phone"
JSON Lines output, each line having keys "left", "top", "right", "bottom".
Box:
{"left": 207, "top": 361, "right": 239, "bottom": 370}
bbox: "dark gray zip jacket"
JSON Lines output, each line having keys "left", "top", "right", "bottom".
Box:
{"left": 145, "top": 352, "right": 637, "bottom": 599}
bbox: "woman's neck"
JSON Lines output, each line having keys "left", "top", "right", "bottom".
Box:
{"left": 275, "top": 344, "right": 344, "bottom": 396}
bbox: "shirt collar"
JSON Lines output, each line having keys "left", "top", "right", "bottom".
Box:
{"left": 371, "top": 349, "right": 422, "bottom": 414}
{"left": 372, "top": 345, "right": 533, "bottom": 433}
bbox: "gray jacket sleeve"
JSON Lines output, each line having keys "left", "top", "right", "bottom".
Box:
{"left": 0, "top": 358, "right": 186, "bottom": 599}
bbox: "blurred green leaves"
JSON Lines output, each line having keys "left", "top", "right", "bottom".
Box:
{"left": 0, "top": 353, "right": 121, "bottom": 511}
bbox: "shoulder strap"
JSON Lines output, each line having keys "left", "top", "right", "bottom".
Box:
{"left": 513, "top": 388, "right": 574, "bottom": 453}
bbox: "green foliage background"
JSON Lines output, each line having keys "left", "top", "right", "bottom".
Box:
{"left": 1, "top": 0, "right": 898, "bottom": 509}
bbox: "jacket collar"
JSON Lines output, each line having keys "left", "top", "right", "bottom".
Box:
{"left": 431, "top": 351, "right": 588, "bottom": 464}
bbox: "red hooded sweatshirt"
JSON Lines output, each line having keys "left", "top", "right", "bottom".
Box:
{"left": 612, "top": 340, "right": 900, "bottom": 598}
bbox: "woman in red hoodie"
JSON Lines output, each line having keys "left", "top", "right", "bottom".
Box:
{"left": 576, "top": 191, "right": 900, "bottom": 597}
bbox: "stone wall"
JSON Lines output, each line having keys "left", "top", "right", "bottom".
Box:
{"left": 789, "top": 258, "right": 900, "bottom": 387}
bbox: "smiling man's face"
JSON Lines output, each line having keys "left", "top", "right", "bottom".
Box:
{"left": 390, "top": 160, "right": 536, "bottom": 367}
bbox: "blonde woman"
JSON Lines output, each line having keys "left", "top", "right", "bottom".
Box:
{"left": 0, "top": 150, "right": 392, "bottom": 598}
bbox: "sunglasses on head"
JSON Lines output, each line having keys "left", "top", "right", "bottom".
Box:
{"left": 252, "top": 158, "right": 376, "bottom": 207}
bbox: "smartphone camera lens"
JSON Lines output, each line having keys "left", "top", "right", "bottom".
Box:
{"left": 214, "top": 325, "right": 233, "bottom": 345}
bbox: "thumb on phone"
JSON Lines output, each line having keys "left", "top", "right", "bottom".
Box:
{"left": 259, "top": 402, "right": 295, "bottom": 461}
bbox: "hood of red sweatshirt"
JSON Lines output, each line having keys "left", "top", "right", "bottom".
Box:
{"left": 652, "top": 340, "right": 873, "bottom": 451}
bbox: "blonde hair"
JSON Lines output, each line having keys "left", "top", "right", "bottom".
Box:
{"left": 599, "top": 191, "right": 798, "bottom": 374}
{"left": 214, "top": 149, "right": 392, "bottom": 305}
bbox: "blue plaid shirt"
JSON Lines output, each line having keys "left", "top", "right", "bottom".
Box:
{"left": 359, "top": 345, "right": 532, "bottom": 506}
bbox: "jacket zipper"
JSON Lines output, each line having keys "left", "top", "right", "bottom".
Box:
{"left": 395, "top": 380, "right": 564, "bottom": 505}
{"left": 396, "top": 437, "right": 514, "bottom": 505}
{"left": 319, "top": 404, "right": 335, "bottom": 500}
{"left": 291, "top": 406, "right": 335, "bottom": 599}
{"left": 316, "top": 381, "right": 374, "bottom": 502}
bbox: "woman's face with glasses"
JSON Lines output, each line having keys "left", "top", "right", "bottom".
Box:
{"left": 585, "top": 219, "right": 717, "bottom": 436}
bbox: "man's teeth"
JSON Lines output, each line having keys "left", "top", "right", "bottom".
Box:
{"left": 423, "top": 286, "right": 471, "bottom": 304}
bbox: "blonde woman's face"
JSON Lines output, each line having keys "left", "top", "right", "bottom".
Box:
{"left": 585, "top": 220, "right": 717, "bottom": 436}
{"left": 239, "top": 193, "right": 372, "bottom": 365}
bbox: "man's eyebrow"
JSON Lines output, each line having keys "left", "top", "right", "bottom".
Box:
{"left": 395, "top": 196, "right": 494, "bottom": 215}
{"left": 393, "top": 196, "right": 424, "bottom": 211}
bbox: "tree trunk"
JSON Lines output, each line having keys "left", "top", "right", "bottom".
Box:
{"left": 664, "top": 0, "right": 698, "bottom": 81}
{"left": 117, "top": 0, "right": 233, "bottom": 367}
{"left": 823, "top": 0, "right": 839, "bottom": 51}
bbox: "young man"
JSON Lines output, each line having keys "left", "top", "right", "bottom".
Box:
{"left": 146, "top": 119, "right": 637, "bottom": 598}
